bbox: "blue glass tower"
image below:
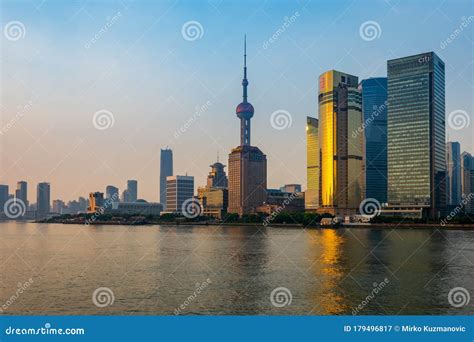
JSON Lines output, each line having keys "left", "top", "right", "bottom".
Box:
{"left": 359, "top": 78, "right": 387, "bottom": 204}
{"left": 446, "top": 141, "right": 461, "bottom": 205}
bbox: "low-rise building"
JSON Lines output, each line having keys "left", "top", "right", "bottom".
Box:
{"left": 116, "top": 201, "right": 163, "bottom": 215}
{"left": 197, "top": 187, "right": 228, "bottom": 219}
{"left": 257, "top": 189, "right": 305, "bottom": 214}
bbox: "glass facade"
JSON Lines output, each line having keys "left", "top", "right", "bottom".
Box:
{"left": 318, "top": 70, "right": 364, "bottom": 214}
{"left": 37, "top": 182, "right": 51, "bottom": 218}
{"left": 387, "top": 52, "right": 446, "bottom": 217}
{"left": 359, "top": 78, "right": 387, "bottom": 203}
{"left": 446, "top": 141, "right": 461, "bottom": 205}
{"left": 305, "top": 116, "right": 319, "bottom": 211}
{"left": 461, "top": 152, "right": 474, "bottom": 213}
{"left": 160, "top": 148, "right": 173, "bottom": 206}
{"left": 166, "top": 176, "right": 194, "bottom": 213}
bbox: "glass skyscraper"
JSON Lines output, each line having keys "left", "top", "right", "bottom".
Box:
{"left": 359, "top": 78, "right": 387, "bottom": 204}
{"left": 15, "top": 181, "right": 28, "bottom": 207}
{"left": 126, "top": 180, "right": 138, "bottom": 202}
{"left": 446, "top": 141, "right": 461, "bottom": 205}
{"left": 305, "top": 116, "right": 319, "bottom": 211}
{"left": 387, "top": 52, "right": 446, "bottom": 218}
{"left": 461, "top": 152, "right": 474, "bottom": 213}
{"left": 318, "top": 70, "right": 364, "bottom": 215}
{"left": 36, "top": 182, "right": 51, "bottom": 219}
{"left": 160, "top": 148, "right": 173, "bottom": 206}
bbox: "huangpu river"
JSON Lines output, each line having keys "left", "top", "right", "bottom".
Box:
{"left": 0, "top": 222, "right": 473, "bottom": 315}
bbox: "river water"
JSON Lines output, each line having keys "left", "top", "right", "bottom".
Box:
{"left": 0, "top": 222, "right": 473, "bottom": 315}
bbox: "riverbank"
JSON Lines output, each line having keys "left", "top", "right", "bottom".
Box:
{"left": 34, "top": 218, "right": 474, "bottom": 230}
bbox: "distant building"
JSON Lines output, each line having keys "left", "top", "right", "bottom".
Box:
{"left": 121, "top": 189, "right": 130, "bottom": 203}
{"left": 116, "top": 201, "right": 163, "bottom": 216}
{"left": 387, "top": 52, "right": 446, "bottom": 219}
{"left": 228, "top": 37, "right": 267, "bottom": 216}
{"left": 197, "top": 159, "right": 229, "bottom": 218}
{"left": 52, "top": 199, "right": 65, "bottom": 214}
{"left": 88, "top": 192, "right": 104, "bottom": 213}
{"left": 36, "top": 182, "right": 51, "bottom": 219}
{"left": 0, "top": 184, "right": 9, "bottom": 210}
{"left": 127, "top": 180, "right": 138, "bottom": 202}
{"left": 446, "top": 142, "right": 462, "bottom": 205}
{"left": 318, "top": 70, "right": 364, "bottom": 216}
{"left": 280, "top": 184, "right": 302, "bottom": 194}
{"left": 166, "top": 175, "right": 194, "bottom": 213}
{"left": 105, "top": 185, "right": 119, "bottom": 204}
{"left": 359, "top": 77, "right": 387, "bottom": 204}
{"left": 207, "top": 161, "right": 228, "bottom": 188}
{"left": 63, "top": 197, "right": 88, "bottom": 215}
{"left": 160, "top": 148, "right": 173, "bottom": 206}
{"left": 15, "top": 181, "right": 28, "bottom": 207}
{"left": 461, "top": 152, "right": 474, "bottom": 213}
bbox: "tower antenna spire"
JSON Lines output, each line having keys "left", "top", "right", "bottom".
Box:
{"left": 242, "top": 35, "right": 248, "bottom": 103}
{"left": 244, "top": 34, "right": 247, "bottom": 69}
{"left": 236, "top": 34, "right": 254, "bottom": 146}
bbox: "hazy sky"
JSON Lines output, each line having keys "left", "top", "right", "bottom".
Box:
{"left": 1, "top": 0, "right": 472, "bottom": 203}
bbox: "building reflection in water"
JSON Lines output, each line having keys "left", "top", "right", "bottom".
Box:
{"left": 307, "top": 229, "right": 347, "bottom": 314}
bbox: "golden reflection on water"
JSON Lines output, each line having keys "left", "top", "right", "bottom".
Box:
{"left": 307, "top": 229, "right": 347, "bottom": 314}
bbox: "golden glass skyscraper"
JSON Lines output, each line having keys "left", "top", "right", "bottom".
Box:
{"left": 318, "top": 70, "right": 364, "bottom": 215}
{"left": 305, "top": 116, "right": 319, "bottom": 211}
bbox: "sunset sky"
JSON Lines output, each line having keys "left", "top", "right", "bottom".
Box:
{"left": 1, "top": 0, "right": 472, "bottom": 203}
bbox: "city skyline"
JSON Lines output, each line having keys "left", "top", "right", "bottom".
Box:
{"left": 1, "top": 0, "right": 472, "bottom": 203}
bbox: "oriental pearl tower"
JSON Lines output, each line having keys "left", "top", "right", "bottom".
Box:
{"left": 227, "top": 36, "right": 267, "bottom": 216}
{"left": 236, "top": 35, "right": 254, "bottom": 146}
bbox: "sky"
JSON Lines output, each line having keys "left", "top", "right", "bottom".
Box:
{"left": 0, "top": 0, "right": 473, "bottom": 203}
